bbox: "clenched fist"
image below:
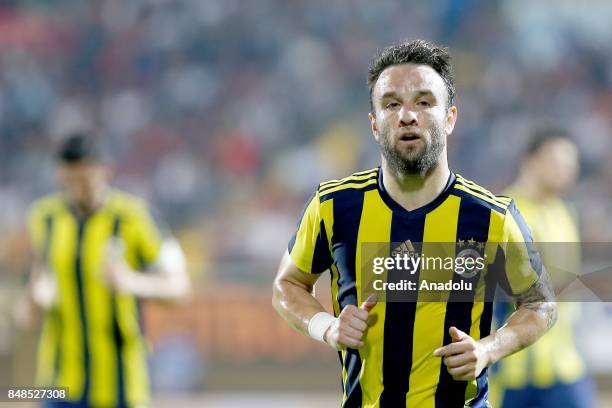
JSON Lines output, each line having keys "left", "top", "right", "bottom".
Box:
{"left": 324, "top": 295, "right": 377, "bottom": 350}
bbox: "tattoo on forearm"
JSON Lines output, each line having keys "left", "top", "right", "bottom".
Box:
{"left": 515, "top": 269, "right": 557, "bottom": 330}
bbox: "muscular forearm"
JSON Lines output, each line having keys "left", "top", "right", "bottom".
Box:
{"left": 119, "top": 269, "right": 190, "bottom": 299}
{"left": 272, "top": 277, "right": 327, "bottom": 336}
{"left": 479, "top": 301, "right": 556, "bottom": 366}
{"left": 107, "top": 239, "right": 190, "bottom": 300}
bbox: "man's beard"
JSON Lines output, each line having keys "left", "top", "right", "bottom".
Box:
{"left": 378, "top": 125, "right": 445, "bottom": 176}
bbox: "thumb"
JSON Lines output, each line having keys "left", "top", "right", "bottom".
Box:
{"left": 449, "top": 326, "right": 467, "bottom": 342}
{"left": 360, "top": 294, "right": 378, "bottom": 313}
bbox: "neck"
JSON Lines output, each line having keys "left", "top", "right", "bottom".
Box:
{"left": 66, "top": 190, "right": 109, "bottom": 219}
{"left": 381, "top": 156, "right": 451, "bottom": 211}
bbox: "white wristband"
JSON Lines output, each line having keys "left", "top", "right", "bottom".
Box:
{"left": 308, "top": 312, "right": 336, "bottom": 343}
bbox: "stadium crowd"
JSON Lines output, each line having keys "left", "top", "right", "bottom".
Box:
{"left": 1, "top": 0, "right": 611, "bottom": 283}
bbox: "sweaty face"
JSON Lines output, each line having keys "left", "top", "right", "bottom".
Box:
{"left": 57, "top": 161, "right": 110, "bottom": 213}
{"left": 370, "top": 64, "right": 456, "bottom": 176}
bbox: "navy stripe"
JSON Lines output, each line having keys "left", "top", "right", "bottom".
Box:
{"left": 43, "top": 216, "right": 54, "bottom": 262}
{"left": 74, "top": 220, "right": 90, "bottom": 404}
{"left": 311, "top": 219, "right": 333, "bottom": 273}
{"left": 379, "top": 213, "right": 425, "bottom": 407}
{"left": 435, "top": 197, "right": 491, "bottom": 408}
{"left": 330, "top": 188, "right": 366, "bottom": 408}
{"left": 42, "top": 215, "right": 62, "bottom": 383}
{"left": 136, "top": 251, "right": 148, "bottom": 334}
{"left": 468, "top": 368, "right": 490, "bottom": 407}
{"left": 110, "top": 216, "right": 127, "bottom": 407}
{"left": 481, "top": 249, "right": 505, "bottom": 338}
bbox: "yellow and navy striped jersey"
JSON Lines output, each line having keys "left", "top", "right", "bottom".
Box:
{"left": 288, "top": 168, "right": 543, "bottom": 408}
{"left": 491, "top": 186, "right": 585, "bottom": 395}
{"left": 28, "top": 190, "right": 163, "bottom": 407}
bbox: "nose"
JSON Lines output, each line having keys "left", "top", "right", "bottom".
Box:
{"left": 398, "top": 107, "right": 418, "bottom": 127}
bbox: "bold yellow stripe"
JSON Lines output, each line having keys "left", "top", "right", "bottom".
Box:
{"left": 289, "top": 193, "right": 320, "bottom": 273}
{"left": 552, "top": 304, "right": 585, "bottom": 384}
{"left": 36, "top": 311, "right": 60, "bottom": 385}
{"left": 532, "top": 327, "right": 556, "bottom": 387}
{"left": 320, "top": 179, "right": 379, "bottom": 196}
{"left": 500, "top": 347, "right": 530, "bottom": 388}
{"left": 356, "top": 189, "right": 392, "bottom": 407}
{"left": 52, "top": 213, "right": 85, "bottom": 400}
{"left": 319, "top": 168, "right": 378, "bottom": 188}
{"left": 492, "top": 205, "right": 544, "bottom": 387}
{"left": 319, "top": 196, "right": 344, "bottom": 403}
{"left": 119, "top": 296, "right": 149, "bottom": 406}
{"left": 462, "top": 208, "right": 505, "bottom": 403}
{"left": 85, "top": 215, "right": 117, "bottom": 406}
{"left": 453, "top": 184, "right": 508, "bottom": 210}
{"left": 406, "top": 195, "right": 461, "bottom": 408}
{"left": 321, "top": 199, "right": 339, "bottom": 316}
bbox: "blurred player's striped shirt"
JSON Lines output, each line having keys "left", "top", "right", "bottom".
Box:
{"left": 289, "top": 167, "right": 542, "bottom": 408}
{"left": 490, "top": 186, "right": 585, "bottom": 400}
{"left": 28, "top": 190, "right": 163, "bottom": 407}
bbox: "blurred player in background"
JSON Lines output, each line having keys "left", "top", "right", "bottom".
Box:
{"left": 490, "top": 129, "right": 597, "bottom": 407}
{"left": 273, "top": 40, "right": 557, "bottom": 407}
{"left": 15, "top": 134, "right": 190, "bottom": 407}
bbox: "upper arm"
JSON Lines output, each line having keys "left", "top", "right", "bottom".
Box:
{"left": 496, "top": 201, "right": 556, "bottom": 326}
{"left": 25, "top": 201, "right": 52, "bottom": 273}
{"left": 123, "top": 201, "right": 165, "bottom": 270}
{"left": 274, "top": 250, "right": 321, "bottom": 294}
{"left": 497, "top": 201, "right": 545, "bottom": 297}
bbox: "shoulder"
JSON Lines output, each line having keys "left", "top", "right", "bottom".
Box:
{"left": 452, "top": 174, "right": 513, "bottom": 215}
{"left": 28, "top": 193, "right": 64, "bottom": 220}
{"left": 107, "top": 189, "right": 152, "bottom": 218}
{"left": 317, "top": 167, "right": 379, "bottom": 202}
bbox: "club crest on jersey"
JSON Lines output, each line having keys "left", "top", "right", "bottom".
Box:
{"left": 455, "top": 238, "right": 486, "bottom": 279}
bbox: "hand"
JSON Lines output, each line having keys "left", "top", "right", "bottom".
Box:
{"left": 104, "top": 258, "right": 133, "bottom": 293}
{"left": 30, "top": 268, "right": 57, "bottom": 309}
{"left": 103, "top": 240, "right": 135, "bottom": 294}
{"left": 324, "top": 295, "right": 377, "bottom": 350}
{"left": 13, "top": 294, "right": 39, "bottom": 330}
{"left": 433, "top": 326, "right": 490, "bottom": 381}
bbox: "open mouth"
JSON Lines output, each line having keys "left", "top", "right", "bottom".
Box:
{"left": 399, "top": 133, "right": 420, "bottom": 142}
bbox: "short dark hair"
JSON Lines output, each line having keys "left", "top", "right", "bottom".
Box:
{"left": 56, "top": 133, "right": 107, "bottom": 163}
{"left": 525, "top": 127, "right": 572, "bottom": 157}
{"left": 367, "top": 39, "right": 455, "bottom": 111}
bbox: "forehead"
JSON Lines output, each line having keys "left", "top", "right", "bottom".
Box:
{"left": 58, "top": 161, "right": 105, "bottom": 176}
{"left": 373, "top": 63, "right": 447, "bottom": 100}
{"left": 545, "top": 138, "right": 578, "bottom": 156}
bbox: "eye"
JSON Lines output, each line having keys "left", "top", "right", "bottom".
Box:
{"left": 386, "top": 101, "right": 400, "bottom": 109}
{"left": 417, "top": 100, "right": 431, "bottom": 107}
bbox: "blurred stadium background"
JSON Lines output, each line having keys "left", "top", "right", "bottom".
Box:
{"left": 0, "top": 0, "right": 611, "bottom": 406}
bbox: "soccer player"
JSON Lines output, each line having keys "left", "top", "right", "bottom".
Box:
{"left": 272, "top": 40, "right": 557, "bottom": 407}
{"left": 17, "top": 134, "right": 190, "bottom": 407}
{"left": 490, "top": 129, "right": 597, "bottom": 408}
